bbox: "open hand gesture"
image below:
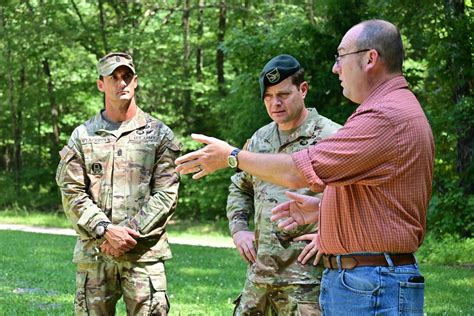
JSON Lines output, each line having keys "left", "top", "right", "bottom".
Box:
{"left": 175, "top": 134, "right": 234, "bottom": 179}
{"left": 270, "top": 191, "right": 320, "bottom": 231}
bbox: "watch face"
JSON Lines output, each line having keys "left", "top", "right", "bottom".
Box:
{"left": 95, "top": 225, "right": 105, "bottom": 236}
{"left": 227, "top": 156, "right": 238, "bottom": 168}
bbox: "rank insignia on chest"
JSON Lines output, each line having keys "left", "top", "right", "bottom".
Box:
{"left": 91, "top": 162, "right": 104, "bottom": 175}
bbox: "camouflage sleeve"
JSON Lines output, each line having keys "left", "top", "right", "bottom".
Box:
{"left": 226, "top": 170, "right": 254, "bottom": 236}
{"left": 56, "top": 131, "right": 110, "bottom": 239}
{"left": 226, "top": 137, "right": 256, "bottom": 236}
{"left": 123, "top": 129, "right": 181, "bottom": 235}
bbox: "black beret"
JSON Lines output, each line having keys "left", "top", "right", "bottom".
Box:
{"left": 259, "top": 54, "right": 301, "bottom": 99}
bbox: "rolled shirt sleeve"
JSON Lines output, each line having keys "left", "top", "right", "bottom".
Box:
{"left": 292, "top": 109, "right": 397, "bottom": 191}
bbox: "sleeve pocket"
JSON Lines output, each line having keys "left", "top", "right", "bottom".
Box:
{"left": 56, "top": 146, "right": 77, "bottom": 184}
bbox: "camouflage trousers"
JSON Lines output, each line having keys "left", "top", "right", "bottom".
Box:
{"left": 233, "top": 279, "right": 321, "bottom": 316}
{"left": 74, "top": 260, "right": 169, "bottom": 316}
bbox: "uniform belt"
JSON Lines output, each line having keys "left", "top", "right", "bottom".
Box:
{"left": 322, "top": 253, "right": 416, "bottom": 270}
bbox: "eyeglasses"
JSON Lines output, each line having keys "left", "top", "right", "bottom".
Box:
{"left": 334, "top": 49, "right": 370, "bottom": 65}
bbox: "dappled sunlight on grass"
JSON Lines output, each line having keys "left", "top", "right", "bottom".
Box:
{"left": 1, "top": 228, "right": 472, "bottom": 314}
{"left": 422, "top": 264, "right": 474, "bottom": 315}
{"left": 0, "top": 231, "right": 246, "bottom": 315}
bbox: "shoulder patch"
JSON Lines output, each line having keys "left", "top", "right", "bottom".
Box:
{"left": 59, "top": 146, "right": 69, "bottom": 159}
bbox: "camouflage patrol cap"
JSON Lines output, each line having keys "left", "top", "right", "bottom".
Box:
{"left": 259, "top": 54, "right": 301, "bottom": 99}
{"left": 97, "top": 52, "right": 135, "bottom": 77}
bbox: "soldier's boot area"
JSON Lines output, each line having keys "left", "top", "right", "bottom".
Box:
{"left": 233, "top": 280, "right": 321, "bottom": 316}
{"left": 74, "top": 261, "right": 169, "bottom": 316}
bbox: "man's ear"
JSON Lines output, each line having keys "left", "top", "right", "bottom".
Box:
{"left": 300, "top": 81, "right": 309, "bottom": 98}
{"left": 365, "top": 49, "right": 380, "bottom": 71}
{"left": 97, "top": 79, "right": 105, "bottom": 92}
{"left": 133, "top": 75, "right": 138, "bottom": 89}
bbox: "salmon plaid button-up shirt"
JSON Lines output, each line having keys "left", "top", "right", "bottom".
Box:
{"left": 292, "top": 76, "right": 435, "bottom": 255}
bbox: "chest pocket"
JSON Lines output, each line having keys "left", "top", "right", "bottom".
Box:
{"left": 126, "top": 137, "right": 158, "bottom": 171}
{"left": 82, "top": 141, "right": 114, "bottom": 176}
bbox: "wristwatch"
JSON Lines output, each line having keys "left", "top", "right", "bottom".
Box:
{"left": 227, "top": 148, "right": 241, "bottom": 169}
{"left": 95, "top": 221, "right": 111, "bottom": 238}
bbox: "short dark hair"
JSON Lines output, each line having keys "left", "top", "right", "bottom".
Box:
{"left": 356, "top": 20, "right": 404, "bottom": 73}
{"left": 290, "top": 67, "right": 305, "bottom": 89}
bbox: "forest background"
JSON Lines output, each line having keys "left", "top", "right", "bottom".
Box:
{"left": 0, "top": 0, "right": 472, "bottom": 240}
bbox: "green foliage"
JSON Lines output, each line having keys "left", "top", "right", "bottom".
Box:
{"left": 417, "top": 232, "right": 474, "bottom": 265}
{"left": 0, "top": 1, "right": 472, "bottom": 237}
{"left": 428, "top": 189, "right": 474, "bottom": 238}
{"left": 177, "top": 169, "right": 235, "bottom": 221}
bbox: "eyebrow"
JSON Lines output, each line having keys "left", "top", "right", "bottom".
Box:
{"left": 265, "top": 88, "right": 292, "bottom": 96}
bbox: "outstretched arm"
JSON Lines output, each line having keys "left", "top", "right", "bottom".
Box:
{"left": 175, "top": 134, "right": 307, "bottom": 189}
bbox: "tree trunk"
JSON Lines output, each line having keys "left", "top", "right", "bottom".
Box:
{"left": 445, "top": 0, "right": 473, "bottom": 194}
{"left": 216, "top": 0, "right": 226, "bottom": 95}
{"left": 12, "top": 67, "right": 25, "bottom": 196}
{"left": 98, "top": 0, "right": 109, "bottom": 53}
{"left": 196, "top": 0, "right": 204, "bottom": 83}
{"left": 2, "top": 8, "right": 22, "bottom": 194}
{"left": 42, "top": 58, "right": 61, "bottom": 166}
{"left": 306, "top": 0, "right": 315, "bottom": 25}
{"left": 182, "top": 0, "right": 192, "bottom": 129}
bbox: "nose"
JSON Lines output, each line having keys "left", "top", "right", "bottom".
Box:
{"left": 270, "top": 96, "right": 282, "bottom": 107}
{"left": 118, "top": 78, "right": 127, "bottom": 88}
{"left": 332, "top": 61, "right": 340, "bottom": 74}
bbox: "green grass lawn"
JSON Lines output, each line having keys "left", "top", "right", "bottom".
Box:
{"left": 1, "top": 211, "right": 473, "bottom": 315}
{"left": 0, "top": 231, "right": 246, "bottom": 315}
{"left": 0, "top": 231, "right": 473, "bottom": 315}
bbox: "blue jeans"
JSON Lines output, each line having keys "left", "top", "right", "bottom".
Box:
{"left": 319, "top": 254, "right": 424, "bottom": 315}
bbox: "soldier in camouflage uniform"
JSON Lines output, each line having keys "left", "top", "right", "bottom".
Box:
{"left": 56, "top": 52, "right": 181, "bottom": 315}
{"left": 227, "top": 55, "right": 341, "bottom": 315}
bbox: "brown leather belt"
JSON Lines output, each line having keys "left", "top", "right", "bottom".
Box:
{"left": 322, "top": 253, "right": 416, "bottom": 270}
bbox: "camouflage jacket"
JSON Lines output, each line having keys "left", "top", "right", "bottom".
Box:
{"left": 56, "top": 107, "right": 181, "bottom": 263}
{"left": 227, "top": 108, "right": 341, "bottom": 285}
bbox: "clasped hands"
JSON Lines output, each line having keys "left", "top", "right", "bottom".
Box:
{"left": 100, "top": 225, "right": 140, "bottom": 258}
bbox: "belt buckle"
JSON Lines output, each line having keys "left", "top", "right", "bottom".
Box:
{"left": 323, "top": 255, "right": 334, "bottom": 269}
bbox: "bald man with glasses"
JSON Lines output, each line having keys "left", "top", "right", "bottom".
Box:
{"left": 175, "top": 19, "right": 434, "bottom": 315}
